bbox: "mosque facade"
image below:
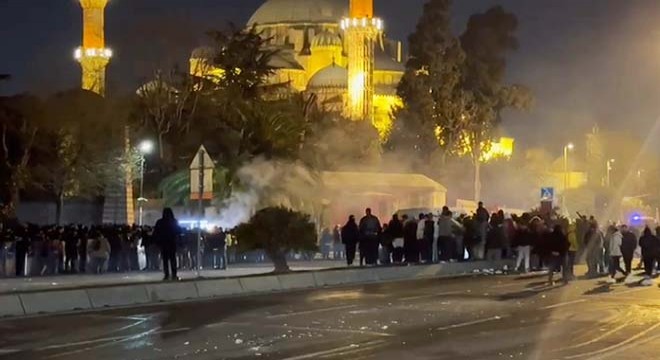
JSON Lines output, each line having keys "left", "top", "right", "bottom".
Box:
{"left": 190, "top": 0, "right": 404, "bottom": 141}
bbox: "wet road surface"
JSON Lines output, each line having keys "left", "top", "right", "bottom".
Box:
{"left": 1, "top": 270, "right": 660, "bottom": 359}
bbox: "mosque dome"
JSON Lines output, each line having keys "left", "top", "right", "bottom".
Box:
{"left": 248, "top": 0, "right": 348, "bottom": 26}
{"left": 308, "top": 63, "right": 348, "bottom": 88}
{"left": 311, "top": 30, "right": 343, "bottom": 48}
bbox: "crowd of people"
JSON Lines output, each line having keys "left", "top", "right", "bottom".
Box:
{"left": 339, "top": 203, "right": 517, "bottom": 268}
{"left": 339, "top": 203, "right": 660, "bottom": 286}
{"left": 0, "top": 211, "right": 231, "bottom": 280}
{"left": 3, "top": 203, "right": 660, "bottom": 285}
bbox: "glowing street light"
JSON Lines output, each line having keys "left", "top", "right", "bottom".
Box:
{"left": 563, "top": 143, "right": 574, "bottom": 192}
{"left": 606, "top": 159, "right": 615, "bottom": 188}
{"left": 137, "top": 140, "right": 154, "bottom": 226}
{"left": 138, "top": 140, "right": 154, "bottom": 155}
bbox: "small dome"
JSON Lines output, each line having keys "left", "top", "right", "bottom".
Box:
{"left": 375, "top": 51, "right": 404, "bottom": 72}
{"left": 191, "top": 46, "right": 215, "bottom": 60}
{"left": 308, "top": 63, "right": 347, "bottom": 89}
{"left": 311, "top": 30, "right": 342, "bottom": 48}
{"left": 248, "top": 0, "right": 347, "bottom": 26}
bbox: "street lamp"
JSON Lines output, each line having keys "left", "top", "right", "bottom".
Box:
{"left": 137, "top": 140, "right": 154, "bottom": 226}
{"left": 606, "top": 159, "right": 615, "bottom": 188}
{"left": 563, "top": 143, "right": 574, "bottom": 191}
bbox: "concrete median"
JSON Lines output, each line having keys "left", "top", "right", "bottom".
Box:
{"left": 277, "top": 273, "right": 317, "bottom": 290}
{"left": 20, "top": 289, "right": 92, "bottom": 315}
{"left": 145, "top": 282, "right": 199, "bottom": 302}
{"left": 239, "top": 275, "right": 282, "bottom": 293}
{"left": 87, "top": 285, "right": 150, "bottom": 308}
{"left": 0, "top": 295, "right": 24, "bottom": 317}
{"left": 2, "top": 259, "right": 512, "bottom": 318}
{"left": 195, "top": 278, "right": 244, "bottom": 298}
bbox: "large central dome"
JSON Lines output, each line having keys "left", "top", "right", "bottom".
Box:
{"left": 247, "top": 0, "right": 348, "bottom": 26}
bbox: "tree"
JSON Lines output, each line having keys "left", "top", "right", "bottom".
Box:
{"left": 31, "top": 90, "right": 127, "bottom": 224}
{"left": 389, "top": 1, "right": 532, "bottom": 200}
{"left": 388, "top": 0, "right": 467, "bottom": 160}
{"left": 0, "top": 94, "right": 44, "bottom": 219}
{"left": 457, "top": 6, "right": 533, "bottom": 200}
{"left": 234, "top": 207, "right": 317, "bottom": 273}
{"left": 134, "top": 68, "right": 201, "bottom": 162}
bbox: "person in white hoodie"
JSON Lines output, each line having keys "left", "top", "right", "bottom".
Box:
{"left": 606, "top": 225, "right": 625, "bottom": 284}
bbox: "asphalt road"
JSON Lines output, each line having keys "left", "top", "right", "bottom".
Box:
{"left": 1, "top": 269, "right": 659, "bottom": 360}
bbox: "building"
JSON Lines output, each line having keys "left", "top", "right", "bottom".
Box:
{"left": 189, "top": 0, "right": 404, "bottom": 141}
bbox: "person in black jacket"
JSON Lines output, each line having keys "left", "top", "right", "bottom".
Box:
{"left": 620, "top": 225, "right": 637, "bottom": 278}
{"left": 639, "top": 227, "right": 659, "bottom": 285}
{"left": 152, "top": 208, "right": 181, "bottom": 281}
{"left": 541, "top": 225, "right": 569, "bottom": 284}
{"left": 403, "top": 215, "right": 418, "bottom": 264}
{"left": 341, "top": 215, "right": 360, "bottom": 266}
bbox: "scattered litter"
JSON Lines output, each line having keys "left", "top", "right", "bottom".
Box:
{"left": 183, "top": 341, "right": 190, "bottom": 346}
{"left": 381, "top": 325, "right": 389, "bottom": 330}
{"left": 235, "top": 339, "right": 244, "bottom": 345}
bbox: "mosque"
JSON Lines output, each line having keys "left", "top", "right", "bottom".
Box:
{"left": 74, "top": 0, "right": 450, "bottom": 226}
{"left": 190, "top": 0, "right": 404, "bottom": 141}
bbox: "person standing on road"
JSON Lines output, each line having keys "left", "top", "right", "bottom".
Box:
{"left": 153, "top": 208, "right": 182, "bottom": 281}
{"left": 423, "top": 213, "right": 435, "bottom": 263}
{"left": 584, "top": 222, "right": 605, "bottom": 277}
{"left": 386, "top": 214, "right": 403, "bottom": 264}
{"left": 14, "top": 225, "right": 29, "bottom": 277}
{"left": 606, "top": 225, "right": 625, "bottom": 284}
{"left": 620, "top": 225, "right": 637, "bottom": 280}
{"left": 543, "top": 224, "right": 569, "bottom": 284}
{"left": 88, "top": 230, "right": 110, "bottom": 274}
{"left": 513, "top": 221, "right": 532, "bottom": 273}
{"left": 403, "top": 214, "right": 418, "bottom": 264}
{"left": 359, "top": 208, "right": 382, "bottom": 266}
{"left": 565, "top": 222, "right": 579, "bottom": 281}
{"left": 341, "top": 215, "right": 360, "bottom": 266}
{"left": 416, "top": 213, "right": 426, "bottom": 262}
{"left": 475, "top": 202, "right": 490, "bottom": 260}
{"left": 638, "top": 227, "right": 659, "bottom": 286}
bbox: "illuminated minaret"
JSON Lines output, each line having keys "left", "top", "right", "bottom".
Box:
{"left": 341, "top": 0, "right": 383, "bottom": 122}
{"left": 75, "top": 0, "right": 112, "bottom": 96}
{"left": 75, "top": 1, "right": 134, "bottom": 224}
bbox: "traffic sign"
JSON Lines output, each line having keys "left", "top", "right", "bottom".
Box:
{"left": 541, "top": 187, "right": 554, "bottom": 202}
{"left": 189, "top": 145, "right": 214, "bottom": 200}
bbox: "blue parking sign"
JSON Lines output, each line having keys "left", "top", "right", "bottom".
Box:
{"left": 541, "top": 187, "right": 554, "bottom": 201}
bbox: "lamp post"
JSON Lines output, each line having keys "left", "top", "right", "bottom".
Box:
{"left": 606, "top": 159, "right": 615, "bottom": 188}
{"left": 563, "top": 143, "right": 574, "bottom": 192}
{"left": 137, "top": 140, "right": 154, "bottom": 226}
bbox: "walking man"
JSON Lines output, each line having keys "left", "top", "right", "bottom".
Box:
{"left": 606, "top": 225, "right": 625, "bottom": 284}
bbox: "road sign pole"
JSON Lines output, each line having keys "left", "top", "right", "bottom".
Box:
{"left": 196, "top": 147, "right": 204, "bottom": 278}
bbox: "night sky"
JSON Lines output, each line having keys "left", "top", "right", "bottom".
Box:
{"left": 3, "top": 0, "right": 660, "bottom": 151}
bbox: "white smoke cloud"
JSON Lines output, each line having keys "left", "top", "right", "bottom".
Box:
{"left": 212, "top": 157, "right": 318, "bottom": 229}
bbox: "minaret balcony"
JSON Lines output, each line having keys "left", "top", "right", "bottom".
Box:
{"left": 74, "top": 47, "right": 113, "bottom": 61}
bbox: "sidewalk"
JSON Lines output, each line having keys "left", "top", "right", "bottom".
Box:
{"left": 0, "top": 260, "right": 346, "bottom": 294}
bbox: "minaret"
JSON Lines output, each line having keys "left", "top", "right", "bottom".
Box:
{"left": 75, "top": 0, "right": 112, "bottom": 96}
{"left": 341, "top": 0, "right": 383, "bottom": 122}
{"left": 76, "top": 1, "right": 135, "bottom": 225}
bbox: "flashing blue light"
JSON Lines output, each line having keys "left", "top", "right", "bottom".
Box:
{"left": 630, "top": 213, "right": 644, "bottom": 226}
